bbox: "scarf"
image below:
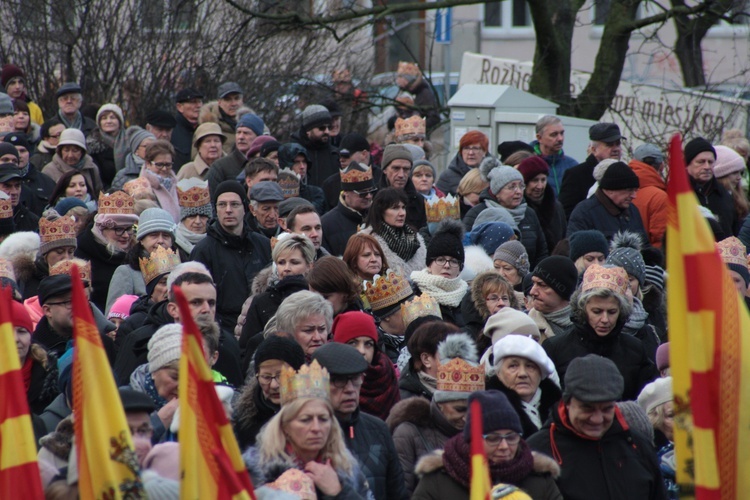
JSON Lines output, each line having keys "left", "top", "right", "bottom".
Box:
{"left": 144, "top": 168, "right": 174, "bottom": 191}
{"left": 410, "top": 269, "right": 468, "bottom": 308}
{"left": 359, "top": 351, "right": 401, "bottom": 421}
{"left": 543, "top": 305, "right": 573, "bottom": 336}
{"left": 18, "top": 163, "right": 30, "bottom": 178}
{"left": 520, "top": 388, "right": 542, "bottom": 430}
{"left": 417, "top": 370, "right": 437, "bottom": 395}
{"left": 622, "top": 297, "right": 649, "bottom": 336}
{"left": 129, "top": 364, "right": 168, "bottom": 410}
{"left": 485, "top": 199, "right": 528, "bottom": 224}
{"left": 175, "top": 223, "right": 206, "bottom": 253}
{"left": 442, "top": 434, "right": 534, "bottom": 489}
{"left": 58, "top": 110, "right": 82, "bottom": 130}
{"left": 54, "top": 153, "right": 86, "bottom": 172}
{"left": 21, "top": 355, "right": 33, "bottom": 392}
{"left": 378, "top": 222, "right": 420, "bottom": 262}
{"left": 125, "top": 153, "right": 145, "bottom": 174}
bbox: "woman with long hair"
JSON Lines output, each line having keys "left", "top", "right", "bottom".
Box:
{"left": 48, "top": 169, "right": 97, "bottom": 212}
{"left": 308, "top": 256, "right": 363, "bottom": 316}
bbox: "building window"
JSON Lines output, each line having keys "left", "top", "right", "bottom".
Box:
{"left": 482, "top": 0, "right": 532, "bottom": 36}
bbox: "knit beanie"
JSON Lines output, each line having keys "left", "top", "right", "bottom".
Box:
{"left": 55, "top": 197, "right": 89, "bottom": 216}
{"left": 127, "top": 127, "right": 156, "bottom": 154}
{"left": 532, "top": 256, "right": 578, "bottom": 301}
{"left": 301, "top": 104, "right": 332, "bottom": 132}
{"left": 96, "top": 103, "right": 125, "bottom": 127}
{"left": 568, "top": 230, "right": 609, "bottom": 262}
{"left": 474, "top": 207, "right": 520, "bottom": 234}
{"left": 412, "top": 159, "right": 435, "bottom": 177}
{"left": 136, "top": 208, "right": 177, "bottom": 241}
{"left": 563, "top": 354, "right": 624, "bottom": 402}
{"left": 4, "top": 133, "right": 31, "bottom": 153}
{"left": 237, "top": 113, "right": 264, "bottom": 136}
{"left": 464, "top": 390, "right": 522, "bottom": 441}
{"left": 516, "top": 156, "right": 549, "bottom": 185}
{"left": 108, "top": 294, "right": 138, "bottom": 320}
{"left": 340, "top": 133, "right": 369, "bottom": 154}
{"left": 142, "top": 470, "right": 180, "bottom": 500}
{"left": 381, "top": 144, "right": 413, "bottom": 169}
{"left": 403, "top": 144, "right": 426, "bottom": 163}
{"left": 713, "top": 145, "right": 746, "bottom": 178}
{"left": 254, "top": 336, "right": 306, "bottom": 373}
{"left": 212, "top": 180, "right": 248, "bottom": 211}
{"left": 488, "top": 166, "right": 524, "bottom": 196}
{"left": 598, "top": 161, "right": 639, "bottom": 190}
{"left": 655, "top": 342, "right": 669, "bottom": 371}
{"left": 0, "top": 64, "right": 24, "bottom": 87}
{"left": 147, "top": 324, "right": 183, "bottom": 374}
{"left": 684, "top": 137, "right": 716, "bottom": 166}
{"left": 10, "top": 299, "right": 33, "bottom": 332}
{"left": 0, "top": 143, "right": 19, "bottom": 160}
{"left": 492, "top": 240, "right": 530, "bottom": 276}
{"left": 637, "top": 376, "right": 673, "bottom": 415}
{"left": 332, "top": 311, "right": 378, "bottom": 345}
{"left": 143, "top": 443, "right": 180, "bottom": 481}
{"left": 607, "top": 232, "right": 646, "bottom": 286}
{"left": 483, "top": 307, "right": 541, "bottom": 344}
{"left": 434, "top": 333, "right": 481, "bottom": 403}
{"left": 427, "top": 219, "right": 465, "bottom": 265}
{"left": 617, "top": 401, "right": 654, "bottom": 444}
{"left": 468, "top": 222, "right": 515, "bottom": 257}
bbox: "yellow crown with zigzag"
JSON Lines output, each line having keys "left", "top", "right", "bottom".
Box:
{"left": 50, "top": 258, "right": 91, "bottom": 284}
{"left": 364, "top": 270, "right": 413, "bottom": 313}
{"left": 98, "top": 190, "right": 135, "bottom": 215}
{"left": 425, "top": 194, "right": 460, "bottom": 222}
{"left": 280, "top": 360, "right": 330, "bottom": 405}
{"left": 139, "top": 247, "right": 180, "bottom": 285}
{"left": 395, "top": 115, "right": 426, "bottom": 138}
{"left": 437, "top": 358, "right": 486, "bottom": 393}
{"left": 401, "top": 293, "right": 442, "bottom": 329}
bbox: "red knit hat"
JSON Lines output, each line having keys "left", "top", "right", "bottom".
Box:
{"left": 331, "top": 311, "right": 377, "bottom": 345}
{"left": 10, "top": 300, "right": 33, "bottom": 332}
{"left": 1, "top": 64, "right": 24, "bottom": 87}
{"left": 516, "top": 156, "right": 549, "bottom": 184}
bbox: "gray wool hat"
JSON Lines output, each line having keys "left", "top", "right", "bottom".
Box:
{"left": 127, "top": 127, "right": 156, "bottom": 154}
{"left": 633, "top": 143, "right": 664, "bottom": 164}
{"left": 0, "top": 93, "right": 13, "bottom": 115}
{"left": 492, "top": 240, "right": 530, "bottom": 276}
{"left": 249, "top": 181, "right": 284, "bottom": 203}
{"left": 301, "top": 104, "right": 332, "bottom": 132}
{"left": 137, "top": 208, "right": 177, "bottom": 241}
{"left": 563, "top": 354, "right": 624, "bottom": 403}
{"left": 474, "top": 207, "right": 520, "bottom": 234}
{"left": 607, "top": 247, "right": 646, "bottom": 286}
{"left": 381, "top": 144, "right": 413, "bottom": 169}
{"left": 488, "top": 165, "right": 524, "bottom": 195}
{"left": 312, "top": 342, "right": 368, "bottom": 376}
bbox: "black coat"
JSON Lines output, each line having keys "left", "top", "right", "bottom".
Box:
{"left": 20, "top": 166, "right": 56, "bottom": 216}
{"left": 27, "top": 352, "right": 60, "bottom": 415}
{"left": 558, "top": 153, "right": 598, "bottom": 219}
{"left": 321, "top": 165, "right": 382, "bottom": 212}
{"left": 33, "top": 316, "right": 115, "bottom": 366}
{"left": 190, "top": 221, "right": 272, "bottom": 331}
{"left": 398, "top": 363, "right": 433, "bottom": 401}
{"left": 542, "top": 320, "right": 658, "bottom": 401}
{"left": 113, "top": 294, "right": 153, "bottom": 348}
{"left": 171, "top": 112, "right": 198, "bottom": 172}
{"left": 321, "top": 200, "right": 366, "bottom": 256}
{"left": 338, "top": 408, "right": 409, "bottom": 500}
{"left": 486, "top": 377, "right": 561, "bottom": 439}
{"left": 75, "top": 225, "right": 128, "bottom": 313}
{"left": 13, "top": 203, "right": 39, "bottom": 233}
{"left": 233, "top": 379, "right": 279, "bottom": 451}
{"left": 300, "top": 182, "right": 326, "bottom": 215}
{"left": 207, "top": 147, "right": 247, "bottom": 199}
{"left": 690, "top": 175, "right": 738, "bottom": 237}
{"left": 527, "top": 184, "right": 567, "bottom": 253}
{"left": 527, "top": 404, "right": 667, "bottom": 500}
{"left": 290, "top": 129, "right": 340, "bottom": 188}
{"left": 567, "top": 190, "right": 648, "bottom": 243}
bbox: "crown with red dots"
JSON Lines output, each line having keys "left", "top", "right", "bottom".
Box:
{"left": 437, "top": 357, "right": 485, "bottom": 393}
{"left": 581, "top": 264, "right": 629, "bottom": 295}
{"left": 395, "top": 115, "right": 426, "bottom": 138}
{"left": 364, "top": 270, "right": 414, "bottom": 314}
{"left": 98, "top": 190, "right": 134, "bottom": 215}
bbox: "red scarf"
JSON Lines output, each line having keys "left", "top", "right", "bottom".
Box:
{"left": 442, "top": 433, "right": 534, "bottom": 488}
{"left": 21, "top": 356, "right": 33, "bottom": 393}
{"left": 359, "top": 351, "right": 400, "bottom": 420}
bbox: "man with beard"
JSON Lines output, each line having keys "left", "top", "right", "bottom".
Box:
{"left": 171, "top": 88, "right": 204, "bottom": 171}
{"left": 517, "top": 156, "right": 566, "bottom": 253}
{"left": 290, "top": 104, "right": 340, "bottom": 187}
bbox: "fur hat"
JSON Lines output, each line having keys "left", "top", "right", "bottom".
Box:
{"left": 606, "top": 231, "right": 646, "bottom": 286}
{"left": 427, "top": 219, "right": 464, "bottom": 265}
{"left": 458, "top": 245, "right": 494, "bottom": 282}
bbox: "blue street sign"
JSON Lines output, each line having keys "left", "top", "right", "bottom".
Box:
{"left": 435, "top": 7, "right": 452, "bottom": 44}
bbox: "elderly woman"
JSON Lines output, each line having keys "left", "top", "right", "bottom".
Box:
{"left": 138, "top": 140, "right": 180, "bottom": 221}
{"left": 111, "top": 127, "right": 157, "bottom": 189}
{"left": 86, "top": 103, "right": 126, "bottom": 188}
{"left": 42, "top": 128, "right": 103, "bottom": 196}
{"left": 463, "top": 271, "right": 521, "bottom": 341}
{"left": 361, "top": 187, "right": 426, "bottom": 277}
{"left": 275, "top": 290, "right": 333, "bottom": 361}
{"left": 464, "top": 161, "right": 548, "bottom": 268}
{"left": 233, "top": 336, "right": 306, "bottom": 450}
{"left": 308, "top": 256, "right": 363, "bottom": 316}
{"left": 436, "top": 130, "right": 489, "bottom": 195}
{"left": 413, "top": 390, "right": 562, "bottom": 499}
{"left": 174, "top": 178, "right": 211, "bottom": 258}
{"left": 488, "top": 335, "right": 561, "bottom": 437}
{"left": 388, "top": 333, "right": 483, "bottom": 495}
{"left": 176, "top": 122, "right": 226, "bottom": 181}
{"left": 543, "top": 264, "right": 658, "bottom": 400}
{"left": 638, "top": 377, "right": 677, "bottom": 499}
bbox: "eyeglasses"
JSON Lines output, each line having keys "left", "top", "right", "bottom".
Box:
{"left": 352, "top": 189, "right": 376, "bottom": 198}
{"left": 257, "top": 373, "right": 281, "bottom": 384}
{"left": 216, "top": 201, "right": 243, "bottom": 210}
{"left": 331, "top": 374, "right": 364, "bottom": 389}
{"left": 111, "top": 226, "right": 134, "bottom": 236}
{"left": 151, "top": 162, "right": 173, "bottom": 171}
{"left": 317, "top": 125, "right": 332, "bottom": 132}
{"left": 502, "top": 183, "right": 525, "bottom": 192}
{"left": 130, "top": 424, "right": 154, "bottom": 438}
{"left": 434, "top": 257, "right": 460, "bottom": 268}
{"left": 46, "top": 299, "right": 73, "bottom": 309}
{"left": 49, "top": 133, "right": 62, "bottom": 139}
{"left": 485, "top": 295, "right": 508, "bottom": 303}
{"left": 483, "top": 431, "right": 521, "bottom": 446}
{"left": 463, "top": 146, "right": 484, "bottom": 152}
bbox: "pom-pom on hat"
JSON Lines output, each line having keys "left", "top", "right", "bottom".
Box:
{"left": 606, "top": 231, "right": 646, "bottom": 286}
{"left": 434, "top": 333, "right": 484, "bottom": 403}
{"left": 427, "top": 219, "right": 464, "bottom": 266}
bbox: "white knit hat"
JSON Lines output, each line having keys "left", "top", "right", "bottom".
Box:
{"left": 57, "top": 128, "right": 87, "bottom": 152}
{"left": 96, "top": 103, "right": 125, "bottom": 126}
{"left": 637, "top": 376, "right": 673, "bottom": 415}
{"left": 147, "top": 324, "right": 183, "bottom": 373}
{"left": 483, "top": 307, "right": 540, "bottom": 344}
{"left": 492, "top": 334, "right": 555, "bottom": 380}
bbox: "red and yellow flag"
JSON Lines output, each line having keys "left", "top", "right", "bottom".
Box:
{"left": 71, "top": 265, "right": 143, "bottom": 499}
{"left": 0, "top": 288, "right": 43, "bottom": 498}
{"left": 469, "top": 398, "right": 491, "bottom": 500}
{"left": 666, "top": 135, "right": 750, "bottom": 499}
{"left": 173, "top": 285, "right": 255, "bottom": 500}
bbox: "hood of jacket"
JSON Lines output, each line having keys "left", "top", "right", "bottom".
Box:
{"left": 629, "top": 159, "right": 666, "bottom": 191}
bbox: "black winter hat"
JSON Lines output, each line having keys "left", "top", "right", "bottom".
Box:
{"left": 146, "top": 110, "right": 177, "bottom": 129}
{"left": 312, "top": 342, "right": 368, "bottom": 376}
{"left": 683, "top": 137, "right": 716, "bottom": 166}
{"left": 497, "top": 141, "right": 534, "bottom": 163}
{"left": 340, "top": 133, "right": 370, "bottom": 154}
{"left": 569, "top": 230, "right": 609, "bottom": 262}
{"left": 119, "top": 388, "right": 156, "bottom": 413}
{"left": 463, "top": 390, "right": 522, "bottom": 441}
{"left": 254, "top": 336, "right": 305, "bottom": 373}
{"left": 599, "top": 161, "right": 639, "bottom": 190}
{"left": 212, "top": 180, "right": 248, "bottom": 211}
{"left": 426, "top": 219, "right": 465, "bottom": 266}
{"left": 563, "top": 354, "right": 624, "bottom": 402}
{"left": 532, "top": 256, "right": 578, "bottom": 301}
{"left": 4, "top": 132, "right": 30, "bottom": 152}
{"left": 38, "top": 275, "right": 72, "bottom": 306}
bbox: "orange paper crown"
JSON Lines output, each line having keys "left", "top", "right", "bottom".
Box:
{"left": 177, "top": 178, "right": 211, "bottom": 208}
{"left": 340, "top": 162, "right": 373, "bottom": 183}
{"left": 364, "top": 270, "right": 414, "bottom": 313}
{"left": 397, "top": 61, "right": 421, "bottom": 77}
{"left": 280, "top": 359, "right": 330, "bottom": 405}
{"left": 50, "top": 258, "right": 91, "bottom": 283}
{"left": 437, "top": 358, "right": 485, "bottom": 393}
{"left": 395, "top": 115, "right": 426, "bottom": 138}
{"left": 0, "top": 257, "right": 15, "bottom": 282}
{"left": 581, "top": 264, "right": 629, "bottom": 295}
{"left": 717, "top": 236, "right": 747, "bottom": 268}
{"left": 97, "top": 190, "right": 135, "bottom": 215}
{"left": 277, "top": 169, "right": 300, "bottom": 199}
{"left": 39, "top": 215, "right": 77, "bottom": 243}
{"left": 139, "top": 246, "right": 180, "bottom": 285}
{"left": 123, "top": 177, "right": 152, "bottom": 198}
{"left": 425, "top": 194, "right": 460, "bottom": 222}
{"left": 0, "top": 198, "right": 12, "bottom": 219}
{"left": 401, "top": 293, "right": 442, "bottom": 329}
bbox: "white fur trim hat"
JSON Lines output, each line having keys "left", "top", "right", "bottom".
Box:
{"left": 147, "top": 324, "right": 183, "bottom": 374}
{"left": 492, "top": 334, "right": 555, "bottom": 380}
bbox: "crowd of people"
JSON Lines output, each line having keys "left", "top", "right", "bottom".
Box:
{"left": 0, "top": 59, "right": 747, "bottom": 499}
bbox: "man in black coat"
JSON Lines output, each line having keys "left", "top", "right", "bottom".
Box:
{"left": 171, "top": 88, "right": 204, "bottom": 172}
{"left": 207, "top": 113, "right": 264, "bottom": 197}
{"left": 379, "top": 144, "right": 427, "bottom": 230}
{"left": 558, "top": 122, "right": 623, "bottom": 218}
{"left": 5, "top": 133, "right": 55, "bottom": 216}
{"left": 290, "top": 104, "right": 340, "bottom": 187}
{"left": 313, "top": 343, "right": 408, "bottom": 500}
{"left": 0, "top": 162, "right": 39, "bottom": 232}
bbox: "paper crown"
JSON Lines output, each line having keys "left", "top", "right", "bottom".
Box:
{"left": 280, "top": 359, "right": 330, "bottom": 405}
{"left": 123, "top": 177, "right": 152, "bottom": 198}
{"left": 397, "top": 61, "right": 421, "bottom": 77}
{"left": 39, "top": 215, "right": 77, "bottom": 243}
{"left": 278, "top": 169, "right": 300, "bottom": 199}
{"left": 581, "top": 264, "right": 629, "bottom": 295}
{"left": 50, "top": 258, "right": 91, "bottom": 284}
{"left": 139, "top": 246, "right": 180, "bottom": 285}
{"left": 395, "top": 115, "right": 426, "bottom": 138}
{"left": 437, "top": 358, "right": 485, "bottom": 393}
{"left": 364, "top": 270, "right": 414, "bottom": 314}
{"left": 340, "top": 162, "right": 375, "bottom": 192}
{"left": 0, "top": 258, "right": 15, "bottom": 282}
{"left": 266, "top": 469, "right": 316, "bottom": 499}
{"left": 0, "top": 198, "right": 11, "bottom": 219}
{"left": 425, "top": 194, "right": 460, "bottom": 222}
{"left": 98, "top": 190, "right": 135, "bottom": 215}
{"left": 401, "top": 293, "right": 442, "bottom": 329}
{"left": 177, "top": 178, "right": 211, "bottom": 208}
{"left": 717, "top": 236, "right": 747, "bottom": 267}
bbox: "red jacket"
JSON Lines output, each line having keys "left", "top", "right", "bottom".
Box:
{"left": 630, "top": 159, "right": 668, "bottom": 247}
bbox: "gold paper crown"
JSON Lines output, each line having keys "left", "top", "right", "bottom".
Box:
{"left": 425, "top": 194, "right": 460, "bottom": 222}
{"left": 98, "top": 190, "right": 135, "bottom": 215}
{"left": 397, "top": 61, "right": 421, "bottom": 77}
{"left": 50, "top": 258, "right": 91, "bottom": 284}
{"left": 277, "top": 169, "right": 300, "bottom": 199}
{"left": 395, "top": 115, "right": 426, "bottom": 138}
{"left": 364, "top": 270, "right": 413, "bottom": 313}
{"left": 0, "top": 258, "right": 15, "bottom": 282}
{"left": 340, "top": 162, "right": 374, "bottom": 184}
{"left": 437, "top": 358, "right": 485, "bottom": 393}
{"left": 39, "top": 216, "right": 77, "bottom": 243}
{"left": 0, "top": 198, "right": 11, "bottom": 219}
{"left": 280, "top": 359, "right": 330, "bottom": 405}
{"left": 266, "top": 469, "right": 316, "bottom": 499}
{"left": 581, "top": 264, "right": 629, "bottom": 295}
{"left": 139, "top": 247, "right": 180, "bottom": 285}
{"left": 177, "top": 179, "right": 211, "bottom": 208}
{"left": 717, "top": 236, "right": 747, "bottom": 267}
{"left": 123, "top": 177, "right": 152, "bottom": 197}
{"left": 401, "top": 293, "right": 442, "bottom": 329}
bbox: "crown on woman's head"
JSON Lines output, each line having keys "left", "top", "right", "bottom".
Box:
{"left": 581, "top": 264, "right": 629, "bottom": 295}
{"left": 364, "top": 270, "right": 413, "bottom": 313}
{"left": 401, "top": 293, "right": 442, "bottom": 329}
{"left": 139, "top": 247, "right": 180, "bottom": 285}
{"left": 280, "top": 359, "right": 330, "bottom": 405}
{"left": 98, "top": 191, "right": 134, "bottom": 215}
